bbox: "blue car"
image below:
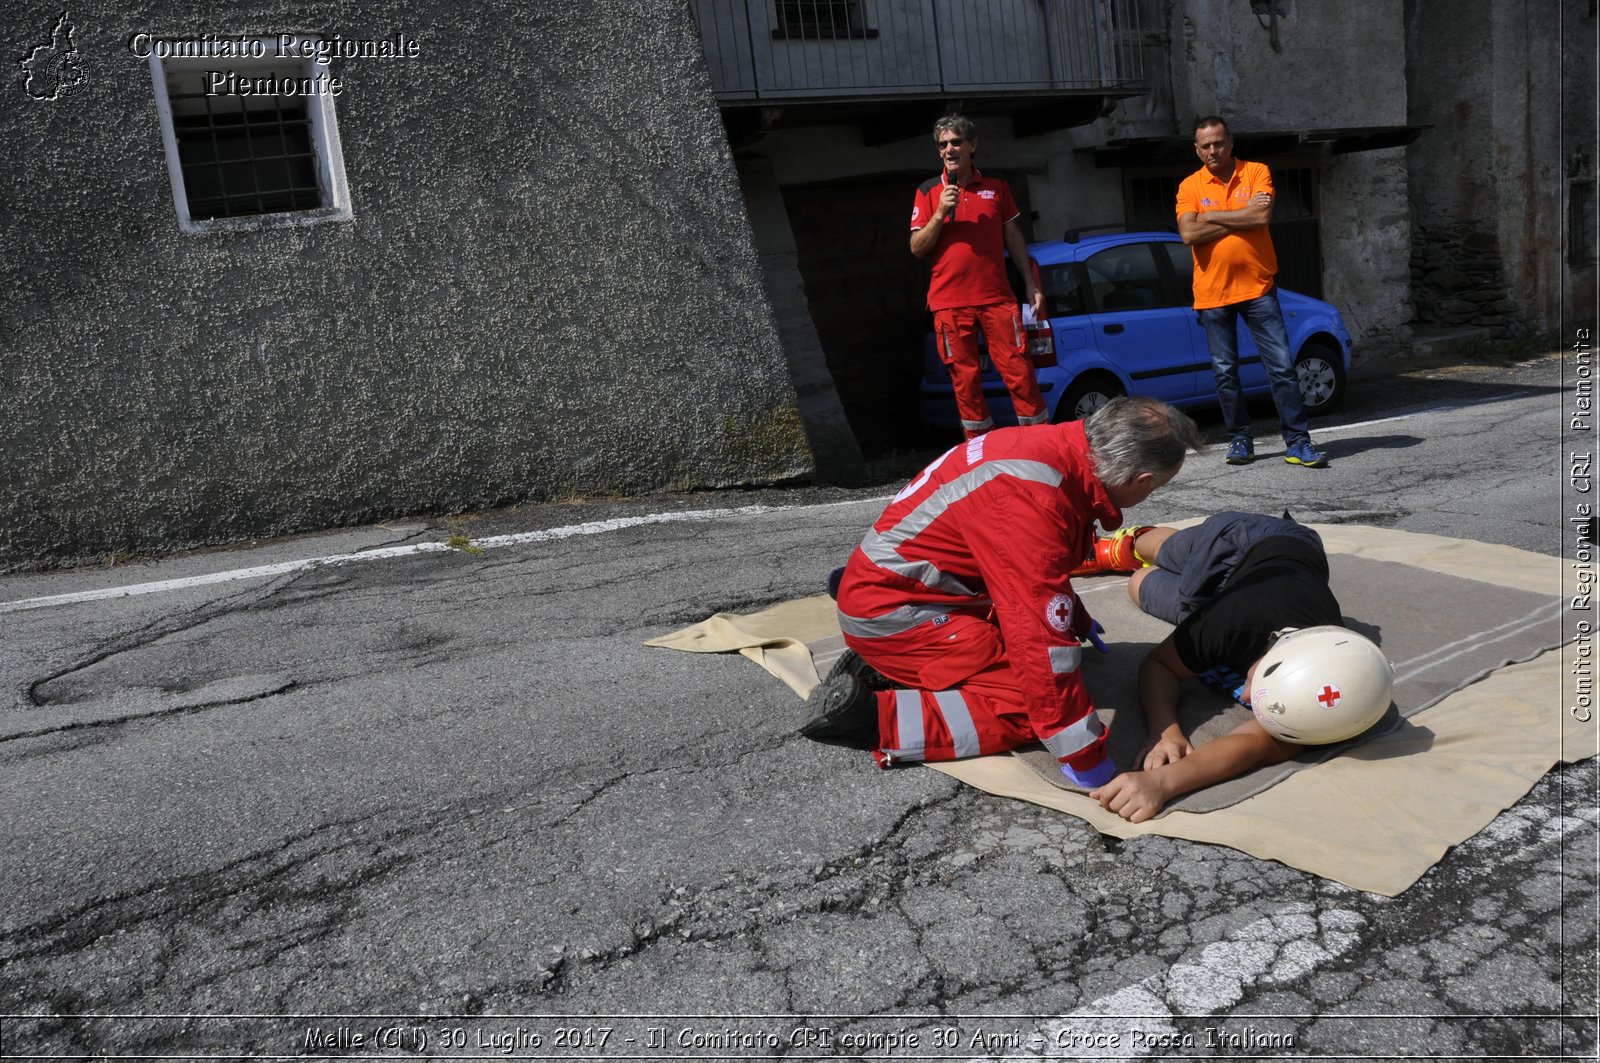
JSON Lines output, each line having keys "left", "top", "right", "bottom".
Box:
{"left": 919, "top": 229, "right": 1353, "bottom": 428}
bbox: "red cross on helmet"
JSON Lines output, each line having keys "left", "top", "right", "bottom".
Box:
{"left": 1247, "top": 626, "right": 1394, "bottom": 745}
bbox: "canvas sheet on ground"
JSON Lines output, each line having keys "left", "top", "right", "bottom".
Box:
{"left": 647, "top": 524, "right": 1588, "bottom": 895}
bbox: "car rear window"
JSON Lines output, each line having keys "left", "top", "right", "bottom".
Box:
{"left": 1041, "top": 264, "right": 1084, "bottom": 316}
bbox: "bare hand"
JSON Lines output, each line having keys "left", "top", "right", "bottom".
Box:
{"left": 1138, "top": 726, "right": 1193, "bottom": 770}
{"left": 1249, "top": 192, "right": 1273, "bottom": 207}
{"left": 1029, "top": 288, "right": 1047, "bottom": 319}
{"left": 1090, "top": 772, "right": 1168, "bottom": 823}
{"left": 938, "top": 183, "right": 960, "bottom": 220}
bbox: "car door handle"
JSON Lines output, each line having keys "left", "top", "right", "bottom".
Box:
{"left": 1103, "top": 324, "right": 1124, "bottom": 334}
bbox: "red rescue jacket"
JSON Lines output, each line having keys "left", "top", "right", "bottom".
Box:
{"left": 835, "top": 423, "right": 1120, "bottom": 758}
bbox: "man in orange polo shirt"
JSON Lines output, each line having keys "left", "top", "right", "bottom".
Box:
{"left": 1177, "top": 116, "right": 1326, "bottom": 468}
{"left": 911, "top": 114, "right": 1047, "bottom": 440}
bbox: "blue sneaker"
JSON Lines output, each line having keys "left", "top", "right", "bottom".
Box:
{"left": 1224, "top": 437, "right": 1255, "bottom": 465}
{"left": 1284, "top": 440, "right": 1329, "bottom": 467}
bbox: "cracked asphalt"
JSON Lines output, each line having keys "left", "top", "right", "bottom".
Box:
{"left": 0, "top": 353, "right": 1594, "bottom": 1060}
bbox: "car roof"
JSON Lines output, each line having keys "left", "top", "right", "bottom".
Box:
{"left": 1028, "top": 230, "right": 1181, "bottom": 267}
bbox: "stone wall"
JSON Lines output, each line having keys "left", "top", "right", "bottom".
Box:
{"left": 1405, "top": 0, "right": 1565, "bottom": 338}
{"left": 2, "top": 0, "right": 812, "bottom": 569}
{"left": 1410, "top": 225, "right": 1523, "bottom": 332}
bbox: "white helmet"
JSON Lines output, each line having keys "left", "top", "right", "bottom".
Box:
{"left": 1248, "top": 626, "right": 1395, "bottom": 745}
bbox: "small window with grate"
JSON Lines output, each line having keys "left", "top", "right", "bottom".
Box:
{"left": 1571, "top": 180, "right": 1596, "bottom": 269}
{"left": 147, "top": 39, "right": 352, "bottom": 233}
{"left": 772, "top": 1, "right": 878, "bottom": 39}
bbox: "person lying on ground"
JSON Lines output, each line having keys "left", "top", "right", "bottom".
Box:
{"left": 1071, "top": 511, "right": 1394, "bottom": 822}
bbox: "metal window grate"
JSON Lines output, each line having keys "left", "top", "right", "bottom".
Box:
{"left": 772, "top": 0, "right": 877, "bottom": 39}
{"left": 1126, "top": 175, "right": 1180, "bottom": 232}
{"left": 1570, "top": 180, "right": 1596, "bottom": 268}
{"left": 166, "top": 78, "right": 322, "bottom": 220}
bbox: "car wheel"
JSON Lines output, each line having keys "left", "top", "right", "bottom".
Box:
{"left": 1055, "top": 375, "right": 1125, "bottom": 422}
{"left": 1294, "top": 343, "right": 1346, "bottom": 417}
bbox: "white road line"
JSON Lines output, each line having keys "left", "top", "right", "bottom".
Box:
{"left": 0, "top": 496, "right": 894, "bottom": 615}
{"left": 969, "top": 904, "right": 1367, "bottom": 1061}
{"left": 0, "top": 390, "right": 1522, "bottom": 617}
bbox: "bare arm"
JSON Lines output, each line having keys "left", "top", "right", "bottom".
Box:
{"left": 910, "top": 218, "right": 943, "bottom": 258}
{"left": 1136, "top": 636, "right": 1194, "bottom": 768}
{"left": 1091, "top": 719, "right": 1299, "bottom": 823}
{"left": 1176, "top": 193, "right": 1273, "bottom": 245}
{"left": 910, "top": 183, "right": 961, "bottom": 258}
{"left": 1003, "top": 217, "right": 1046, "bottom": 318}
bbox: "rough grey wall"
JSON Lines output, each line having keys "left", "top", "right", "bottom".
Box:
{"left": 1321, "top": 148, "right": 1413, "bottom": 352}
{"left": 3, "top": 0, "right": 812, "bottom": 569}
{"left": 1406, "top": 0, "right": 1565, "bottom": 337}
{"left": 1166, "top": 0, "right": 1405, "bottom": 133}
{"left": 1563, "top": 0, "right": 1597, "bottom": 327}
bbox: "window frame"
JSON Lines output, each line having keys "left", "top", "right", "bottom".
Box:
{"left": 771, "top": 1, "right": 879, "bottom": 40}
{"left": 146, "top": 36, "right": 352, "bottom": 235}
{"left": 1080, "top": 242, "right": 1172, "bottom": 315}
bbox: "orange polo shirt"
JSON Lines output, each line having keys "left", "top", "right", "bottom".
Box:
{"left": 1175, "top": 159, "right": 1277, "bottom": 310}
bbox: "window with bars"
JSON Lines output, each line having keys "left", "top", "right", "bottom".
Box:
{"left": 147, "top": 41, "right": 352, "bottom": 233}
{"left": 772, "top": 1, "right": 877, "bottom": 39}
{"left": 1571, "top": 181, "right": 1597, "bottom": 269}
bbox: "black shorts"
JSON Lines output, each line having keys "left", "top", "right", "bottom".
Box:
{"left": 1137, "top": 511, "right": 1325, "bottom": 625}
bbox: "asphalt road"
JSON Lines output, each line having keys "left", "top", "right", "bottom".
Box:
{"left": 0, "top": 352, "right": 1593, "bottom": 1061}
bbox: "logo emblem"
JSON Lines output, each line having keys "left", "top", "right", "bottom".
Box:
{"left": 21, "top": 11, "right": 86, "bottom": 102}
{"left": 1316, "top": 684, "right": 1343, "bottom": 709}
{"left": 1045, "top": 594, "right": 1074, "bottom": 633}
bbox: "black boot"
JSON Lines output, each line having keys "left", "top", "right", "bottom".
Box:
{"left": 798, "top": 651, "right": 887, "bottom": 747}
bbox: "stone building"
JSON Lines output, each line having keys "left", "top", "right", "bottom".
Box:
{"left": 4, "top": 2, "right": 815, "bottom": 568}
{"left": 3, "top": 0, "right": 1586, "bottom": 566}
{"left": 696, "top": 0, "right": 1585, "bottom": 455}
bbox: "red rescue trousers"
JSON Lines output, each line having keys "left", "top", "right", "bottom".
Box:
{"left": 934, "top": 303, "right": 1048, "bottom": 439}
{"left": 844, "top": 613, "right": 1108, "bottom": 771}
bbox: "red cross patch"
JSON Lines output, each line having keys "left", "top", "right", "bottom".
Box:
{"left": 1317, "top": 684, "right": 1342, "bottom": 709}
{"left": 1045, "top": 593, "right": 1074, "bottom": 633}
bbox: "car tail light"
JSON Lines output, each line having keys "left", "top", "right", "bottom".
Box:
{"left": 1027, "top": 319, "right": 1056, "bottom": 368}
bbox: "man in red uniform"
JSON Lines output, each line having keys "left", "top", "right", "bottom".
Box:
{"left": 911, "top": 114, "right": 1047, "bottom": 440}
{"left": 800, "top": 397, "right": 1202, "bottom": 787}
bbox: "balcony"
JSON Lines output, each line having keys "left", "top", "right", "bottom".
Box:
{"left": 692, "top": 0, "right": 1146, "bottom": 107}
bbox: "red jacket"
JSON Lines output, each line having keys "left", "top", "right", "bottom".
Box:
{"left": 836, "top": 422, "right": 1120, "bottom": 756}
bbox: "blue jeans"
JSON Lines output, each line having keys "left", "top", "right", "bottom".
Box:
{"left": 1199, "top": 289, "right": 1310, "bottom": 446}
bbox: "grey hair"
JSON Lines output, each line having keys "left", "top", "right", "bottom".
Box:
{"left": 932, "top": 113, "right": 976, "bottom": 143}
{"left": 1083, "top": 396, "right": 1204, "bottom": 486}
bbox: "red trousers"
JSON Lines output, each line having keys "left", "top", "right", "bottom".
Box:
{"left": 934, "top": 303, "right": 1047, "bottom": 439}
{"left": 845, "top": 613, "right": 1107, "bottom": 770}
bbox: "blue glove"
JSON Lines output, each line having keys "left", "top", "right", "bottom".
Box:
{"left": 1061, "top": 756, "right": 1117, "bottom": 788}
{"left": 1086, "top": 619, "right": 1109, "bottom": 655}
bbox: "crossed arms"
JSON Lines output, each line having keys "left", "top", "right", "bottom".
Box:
{"left": 1177, "top": 191, "right": 1274, "bottom": 246}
